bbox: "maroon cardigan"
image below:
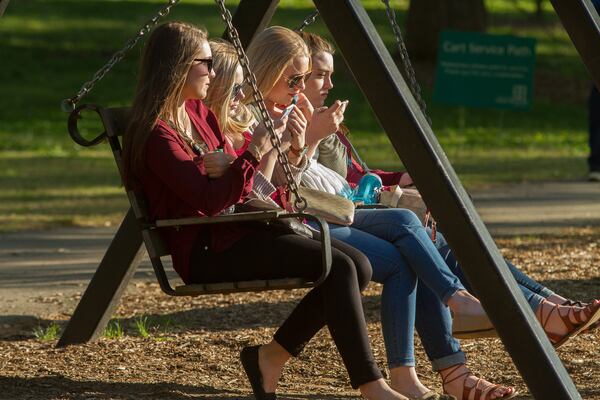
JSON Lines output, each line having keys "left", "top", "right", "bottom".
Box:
{"left": 138, "top": 99, "right": 259, "bottom": 283}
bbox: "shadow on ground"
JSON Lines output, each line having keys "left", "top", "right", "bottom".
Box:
{"left": 0, "top": 376, "right": 363, "bottom": 400}
{"left": 2, "top": 276, "right": 598, "bottom": 342}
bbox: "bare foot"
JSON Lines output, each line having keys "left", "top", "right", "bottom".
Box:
{"left": 447, "top": 290, "right": 486, "bottom": 317}
{"left": 545, "top": 293, "right": 568, "bottom": 305}
{"left": 360, "top": 378, "right": 409, "bottom": 400}
{"left": 389, "top": 366, "right": 437, "bottom": 399}
{"left": 258, "top": 341, "right": 290, "bottom": 393}
{"left": 440, "top": 363, "right": 515, "bottom": 400}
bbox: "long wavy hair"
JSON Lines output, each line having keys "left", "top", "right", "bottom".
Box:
{"left": 204, "top": 39, "right": 253, "bottom": 146}
{"left": 122, "top": 21, "right": 208, "bottom": 188}
{"left": 245, "top": 26, "right": 310, "bottom": 105}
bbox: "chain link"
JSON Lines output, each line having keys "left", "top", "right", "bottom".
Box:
{"left": 381, "top": 0, "right": 431, "bottom": 126}
{"left": 214, "top": 0, "right": 307, "bottom": 212}
{"left": 297, "top": 10, "right": 319, "bottom": 32}
{"left": 61, "top": 0, "right": 180, "bottom": 112}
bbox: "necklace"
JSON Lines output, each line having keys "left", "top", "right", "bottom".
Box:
{"left": 177, "top": 109, "right": 193, "bottom": 140}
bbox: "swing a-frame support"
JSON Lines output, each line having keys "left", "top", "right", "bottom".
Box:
{"left": 0, "top": 0, "right": 10, "bottom": 17}
{"left": 59, "top": 0, "right": 600, "bottom": 398}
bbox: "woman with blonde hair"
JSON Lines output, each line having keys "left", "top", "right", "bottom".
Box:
{"left": 129, "top": 22, "right": 409, "bottom": 400}
{"left": 204, "top": 39, "right": 255, "bottom": 153}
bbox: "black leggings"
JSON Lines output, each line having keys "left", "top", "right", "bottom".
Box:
{"left": 189, "top": 225, "right": 382, "bottom": 389}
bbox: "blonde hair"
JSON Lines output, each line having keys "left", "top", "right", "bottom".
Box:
{"left": 245, "top": 26, "right": 311, "bottom": 104}
{"left": 204, "top": 39, "right": 254, "bottom": 144}
{"left": 296, "top": 31, "right": 335, "bottom": 57}
{"left": 123, "top": 21, "right": 208, "bottom": 188}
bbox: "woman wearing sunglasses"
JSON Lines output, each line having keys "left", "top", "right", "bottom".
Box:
{"left": 123, "top": 22, "right": 416, "bottom": 400}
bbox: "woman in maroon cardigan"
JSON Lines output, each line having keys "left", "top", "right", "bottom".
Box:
{"left": 121, "top": 22, "right": 411, "bottom": 400}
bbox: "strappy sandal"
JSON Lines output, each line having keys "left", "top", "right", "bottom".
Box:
{"left": 562, "top": 299, "right": 600, "bottom": 333}
{"left": 540, "top": 299, "right": 600, "bottom": 348}
{"left": 441, "top": 364, "right": 517, "bottom": 400}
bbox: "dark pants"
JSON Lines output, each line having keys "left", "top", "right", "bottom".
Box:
{"left": 189, "top": 226, "right": 382, "bottom": 389}
{"left": 588, "top": 85, "right": 600, "bottom": 172}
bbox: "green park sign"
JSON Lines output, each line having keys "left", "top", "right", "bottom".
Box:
{"left": 433, "top": 31, "right": 536, "bottom": 110}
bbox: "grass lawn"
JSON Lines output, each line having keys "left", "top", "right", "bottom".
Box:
{"left": 0, "top": 0, "right": 592, "bottom": 231}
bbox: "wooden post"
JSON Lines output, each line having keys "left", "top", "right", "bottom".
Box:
{"left": 313, "top": 0, "right": 581, "bottom": 398}
{"left": 221, "top": 0, "right": 279, "bottom": 48}
{"left": 550, "top": 0, "right": 600, "bottom": 90}
{"left": 58, "top": 209, "right": 144, "bottom": 346}
{"left": 0, "top": 0, "right": 10, "bottom": 17}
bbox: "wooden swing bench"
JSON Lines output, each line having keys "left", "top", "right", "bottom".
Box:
{"left": 66, "top": 104, "right": 332, "bottom": 297}
{"left": 58, "top": 102, "right": 331, "bottom": 347}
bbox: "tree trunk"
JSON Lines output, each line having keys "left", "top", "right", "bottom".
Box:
{"left": 405, "top": 0, "right": 487, "bottom": 61}
{"left": 535, "top": 0, "right": 544, "bottom": 20}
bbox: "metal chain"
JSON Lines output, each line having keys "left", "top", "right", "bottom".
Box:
{"left": 214, "top": 0, "right": 307, "bottom": 211}
{"left": 297, "top": 10, "right": 319, "bottom": 32}
{"left": 60, "top": 0, "right": 180, "bottom": 112}
{"left": 381, "top": 0, "right": 431, "bottom": 126}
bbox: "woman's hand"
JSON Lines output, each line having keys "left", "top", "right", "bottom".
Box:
{"left": 399, "top": 173, "right": 414, "bottom": 188}
{"left": 306, "top": 100, "right": 347, "bottom": 145}
{"left": 295, "top": 92, "right": 314, "bottom": 121}
{"left": 203, "top": 152, "right": 235, "bottom": 178}
{"left": 287, "top": 105, "right": 307, "bottom": 152}
{"left": 249, "top": 116, "right": 288, "bottom": 160}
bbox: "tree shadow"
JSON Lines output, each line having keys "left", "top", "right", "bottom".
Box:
{"left": 0, "top": 375, "right": 363, "bottom": 400}
{"left": 1, "top": 274, "right": 598, "bottom": 342}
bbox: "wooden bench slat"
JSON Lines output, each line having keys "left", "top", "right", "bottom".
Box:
{"left": 174, "top": 278, "right": 311, "bottom": 296}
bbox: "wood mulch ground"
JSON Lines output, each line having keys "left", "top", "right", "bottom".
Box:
{"left": 1, "top": 230, "right": 599, "bottom": 399}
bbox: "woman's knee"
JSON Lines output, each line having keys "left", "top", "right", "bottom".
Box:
{"left": 330, "top": 250, "right": 372, "bottom": 291}
{"left": 387, "top": 208, "right": 422, "bottom": 227}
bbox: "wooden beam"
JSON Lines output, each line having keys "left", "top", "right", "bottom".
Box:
{"left": 313, "top": 0, "right": 581, "bottom": 398}
{"left": 0, "top": 0, "right": 10, "bottom": 17}
{"left": 222, "top": 0, "right": 279, "bottom": 48}
{"left": 551, "top": 0, "right": 600, "bottom": 89}
{"left": 58, "top": 209, "right": 144, "bottom": 346}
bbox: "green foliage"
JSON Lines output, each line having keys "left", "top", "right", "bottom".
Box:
{"left": 134, "top": 316, "right": 150, "bottom": 338}
{"left": 33, "top": 323, "right": 61, "bottom": 341}
{"left": 0, "top": 0, "right": 592, "bottom": 231}
{"left": 103, "top": 320, "right": 125, "bottom": 339}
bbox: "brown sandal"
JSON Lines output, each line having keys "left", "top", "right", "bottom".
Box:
{"left": 441, "top": 364, "right": 517, "bottom": 400}
{"left": 540, "top": 299, "right": 600, "bottom": 348}
{"left": 562, "top": 299, "right": 600, "bottom": 333}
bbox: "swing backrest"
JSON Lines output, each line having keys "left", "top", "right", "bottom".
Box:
{"left": 67, "top": 104, "right": 332, "bottom": 296}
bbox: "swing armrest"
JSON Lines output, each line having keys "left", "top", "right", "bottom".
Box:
{"left": 153, "top": 210, "right": 332, "bottom": 288}
{"left": 154, "top": 210, "right": 283, "bottom": 227}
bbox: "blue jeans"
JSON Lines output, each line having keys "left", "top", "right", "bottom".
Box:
{"left": 419, "top": 231, "right": 555, "bottom": 371}
{"left": 311, "top": 208, "right": 465, "bottom": 368}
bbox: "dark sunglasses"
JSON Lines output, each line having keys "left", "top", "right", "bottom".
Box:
{"left": 231, "top": 83, "right": 244, "bottom": 99}
{"left": 193, "top": 58, "right": 213, "bottom": 73}
{"left": 284, "top": 71, "right": 311, "bottom": 89}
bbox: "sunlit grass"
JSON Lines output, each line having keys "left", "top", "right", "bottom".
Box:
{"left": 0, "top": 0, "right": 593, "bottom": 231}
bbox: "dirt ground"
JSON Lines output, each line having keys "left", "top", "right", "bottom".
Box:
{"left": 1, "top": 229, "right": 599, "bottom": 400}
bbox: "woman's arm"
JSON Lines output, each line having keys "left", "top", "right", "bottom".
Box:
{"left": 145, "top": 129, "right": 258, "bottom": 216}
{"left": 316, "top": 133, "right": 348, "bottom": 178}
